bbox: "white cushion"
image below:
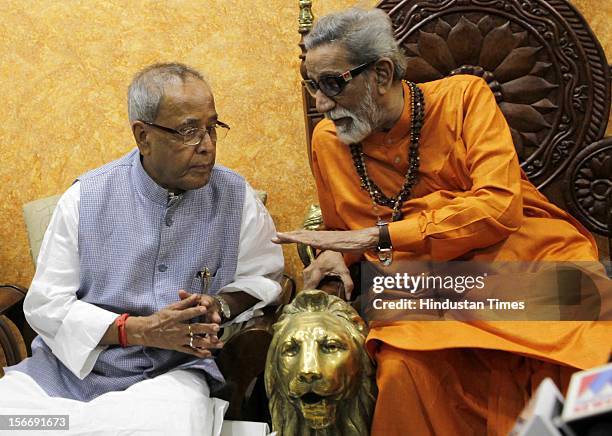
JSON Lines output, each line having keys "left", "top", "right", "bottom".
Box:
{"left": 22, "top": 194, "right": 61, "bottom": 264}
{"left": 221, "top": 420, "right": 274, "bottom": 436}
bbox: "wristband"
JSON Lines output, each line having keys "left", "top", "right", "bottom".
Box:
{"left": 116, "top": 313, "right": 130, "bottom": 348}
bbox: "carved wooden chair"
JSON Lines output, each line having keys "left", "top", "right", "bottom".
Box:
{"left": 297, "top": 0, "right": 612, "bottom": 277}
{"left": 0, "top": 191, "right": 294, "bottom": 422}
{"left": 0, "top": 285, "right": 28, "bottom": 376}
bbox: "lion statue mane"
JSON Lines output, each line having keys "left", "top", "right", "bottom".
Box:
{"left": 265, "top": 290, "right": 376, "bottom": 436}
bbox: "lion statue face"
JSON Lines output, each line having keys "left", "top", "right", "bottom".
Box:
{"left": 277, "top": 312, "right": 360, "bottom": 428}
{"left": 265, "top": 290, "right": 376, "bottom": 436}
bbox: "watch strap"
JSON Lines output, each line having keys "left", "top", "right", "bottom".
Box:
{"left": 376, "top": 222, "right": 393, "bottom": 266}
{"left": 376, "top": 222, "right": 392, "bottom": 250}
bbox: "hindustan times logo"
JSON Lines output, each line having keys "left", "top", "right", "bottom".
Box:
{"left": 372, "top": 272, "right": 488, "bottom": 294}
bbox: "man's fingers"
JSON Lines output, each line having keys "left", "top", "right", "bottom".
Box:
{"left": 197, "top": 308, "right": 221, "bottom": 325}
{"left": 339, "top": 272, "right": 354, "bottom": 300}
{"left": 182, "top": 346, "right": 212, "bottom": 359}
{"left": 178, "top": 289, "right": 191, "bottom": 300}
{"left": 272, "top": 232, "right": 300, "bottom": 244}
{"left": 174, "top": 305, "right": 208, "bottom": 322}
{"left": 208, "top": 311, "right": 222, "bottom": 324}
{"left": 166, "top": 294, "right": 199, "bottom": 310}
{"left": 303, "top": 267, "right": 324, "bottom": 290}
{"left": 190, "top": 322, "right": 221, "bottom": 336}
{"left": 192, "top": 335, "right": 224, "bottom": 350}
{"left": 271, "top": 232, "right": 289, "bottom": 244}
{"left": 197, "top": 296, "right": 215, "bottom": 308}
{"left": 273, "top": 231, "right": 320, "bottom": 245}
{"left": 273, "top": 230, "right": 369, "bottom": 253}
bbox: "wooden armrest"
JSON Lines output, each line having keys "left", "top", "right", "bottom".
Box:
{"left": 214, "top": 274, "right": 295, "bottom": 419}
{"left": 0, "top": 285, "right": 37, "bottom": 358}
{"left": 0, "top": 315, "right": 27, "bottom": 372}
{"left": 0, "top": 286, "right": 28, "bottom": 372}
{"left": 0, "top": 285, "right": 27, "bottom": 317}
{"left": 278, "top": 274, "right": 296, "bottom": 305}
{"left": 216, "top": 305, "right": 281, "bottom": 419}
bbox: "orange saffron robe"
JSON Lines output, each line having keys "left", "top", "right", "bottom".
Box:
{"left": 310, "top": 75, "right": 611, "bottom": 435}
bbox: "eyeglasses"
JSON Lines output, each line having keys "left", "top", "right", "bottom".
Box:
{"left": 303, "top": 61, "right": 374, "bottom": 98}
{"left": 141, "top": 120, "right": 230, "bottom": 147}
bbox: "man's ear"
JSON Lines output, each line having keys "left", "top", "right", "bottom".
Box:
{"left": 132, "top": 121, "right": 151, "bottom": 156}
{"left": 373, "top": 57, "right": 395, "bottom": 94}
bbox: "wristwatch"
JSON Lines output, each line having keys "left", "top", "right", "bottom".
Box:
{"left": 213, "top": 295, "right": 231, "bottom": 322}
{"left": 376, "top": 221, "right": 393, "bottom": 266}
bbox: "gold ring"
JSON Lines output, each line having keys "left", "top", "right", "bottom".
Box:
{"left": 188, "top": 324, "right": 194, "bottom": 338}
{"left": 189, "top": 336, "right": 194, "bottom": 349}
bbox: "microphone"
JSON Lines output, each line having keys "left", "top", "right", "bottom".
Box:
{"left": 561, "top": 362, "right": 612, "bottom": 436}
{"left": 509, "top": 378, "right": 565, "bottom": 436}
{"left": 511, "top": 362, "right": 612, "bottom": 436}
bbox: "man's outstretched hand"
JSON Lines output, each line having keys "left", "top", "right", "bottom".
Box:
{"left": 272, "top": 228, "right": 379, "bottom": 253}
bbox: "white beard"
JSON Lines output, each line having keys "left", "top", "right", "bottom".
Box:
{"left": 326, "top": 81, "right": 382, "bottom": 145}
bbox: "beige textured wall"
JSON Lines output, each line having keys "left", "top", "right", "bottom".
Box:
{"left": 0, "top": 0, "right": 609, "bottom": 288}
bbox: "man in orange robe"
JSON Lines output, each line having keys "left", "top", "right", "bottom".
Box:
{"left": 274, "top": 8, "right": 611, "bottom": 436}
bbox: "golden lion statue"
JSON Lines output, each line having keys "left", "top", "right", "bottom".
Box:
{"left": 265, "top": 290, "right": 376, "bottom": 435}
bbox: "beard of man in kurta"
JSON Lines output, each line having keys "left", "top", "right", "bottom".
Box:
{"left": 326, "top": 80, "right": 382, "bottom": 145}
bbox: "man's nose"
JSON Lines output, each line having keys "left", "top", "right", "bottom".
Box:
{"left": 314, "top": 90, "right": 335, "bottom": 114}
{"left": 195, "top": 133, "right": 214, "bottom": 153}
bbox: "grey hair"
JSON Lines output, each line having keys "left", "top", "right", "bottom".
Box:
{"left": 127, "top": 63, "right": 206, "bottom": 122}
{"left": 304, "top": 8, "right": 406, "bottom": 82}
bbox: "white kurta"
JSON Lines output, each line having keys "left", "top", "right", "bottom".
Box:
{"left": 0, "top": 181, "right": 283, "bottom": 436}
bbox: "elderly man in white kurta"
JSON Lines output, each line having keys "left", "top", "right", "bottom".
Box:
{"left": 0, "top": 63, "right": 283, "bottom": 436}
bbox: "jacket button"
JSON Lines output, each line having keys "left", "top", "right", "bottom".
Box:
{"left": 158, "top": 264, "right": 168, "bottom": 272}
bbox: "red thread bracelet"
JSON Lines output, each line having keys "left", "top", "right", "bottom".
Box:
{"left": 116, "top": 313, "right": 130, "bottom": 348}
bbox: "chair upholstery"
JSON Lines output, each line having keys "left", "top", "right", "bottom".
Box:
{"left": 22, "top": 194, "right": 62, "bottom": 264}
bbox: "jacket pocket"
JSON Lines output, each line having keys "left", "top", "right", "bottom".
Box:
{"left": 190, "top": 268, "right": 221, "bottom": 294}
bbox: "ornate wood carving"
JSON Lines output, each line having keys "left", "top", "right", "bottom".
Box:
{"left": 376, "top": 0, "right": 610, "bottom": 190}
{"left": 298, "top": 0, "right": 322, "bottom": 173}
{"left": 565, "top": 137, "right": 612, "bottom": 236}
{"left": 298, "top": 0, "right": 314, "bottom": 34}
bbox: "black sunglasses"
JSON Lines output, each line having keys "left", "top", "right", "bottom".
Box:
{"left": 303, "top": 61, "right": 374, "bottom": 98}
